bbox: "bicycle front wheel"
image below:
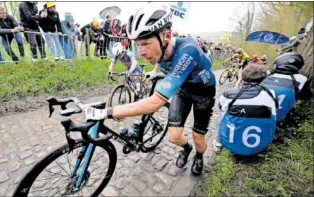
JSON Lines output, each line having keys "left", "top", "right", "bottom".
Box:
{"left": 219, "top": 70, "right": 229, "bottom": 85}
{"left": 141, "top": 102, "right": 169, "bottom": 153}
{"left": 13, "top": 140, "right": 117, "bottom": 197}
{"left": 108, "top": 84, "right": 131, "bottom": 121}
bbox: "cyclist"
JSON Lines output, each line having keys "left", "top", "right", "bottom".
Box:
{"left": 215, "top": 64, "right": 278, "bottom": 155}
{"left": 107, "top": 42, "right": 143, "bottom": 95}
{"left": 84, "top": 3, "right": 216, "bottom": 176}
{"left": 260, "top": 52, "right": 312, "bottom": 122}
{"left": 235, "top": 48, "right": 250, "bottom": 87}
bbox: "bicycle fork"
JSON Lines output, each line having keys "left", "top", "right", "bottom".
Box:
{"left": 70, "top": 122, "right": 100, "bottom": 189}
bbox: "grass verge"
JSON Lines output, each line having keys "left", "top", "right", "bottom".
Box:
{"left": 205, "top": 98, "right": 314, "bottom": 197}
{"left": 1, "top": 57, "right": 223, "bottom": 99}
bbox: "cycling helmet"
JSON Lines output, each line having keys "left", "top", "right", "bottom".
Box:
{"left": 112, "top": 42, "right": 124, "bottom": 58}
{"left": 273, "top": 52, "right": 304, "bottom": 73}
{"left": 236, "top": 48, "right": 243, "bottom": 54}
{"left": 126, "top": 3, "right": 173, "bottom": 61}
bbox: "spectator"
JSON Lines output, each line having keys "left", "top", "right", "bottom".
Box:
{"left": 39, "top": 2, "right": 63, "bottom": 61}
{"left": 108, "top": 18, "right": 121, "bottom": 57}
{"left": 0, "top": 6, "right": 25, "bottom": 63}
{"left": 60, "top": 12, "right": 75, "bottom": 60}
{"left": 120, "top": 24, "right": 132, "bottom": 51}
{"left": 215, "top": 64, "right": 277, "bottom": 155}
{"left": 19, "top": 1, "right": 47, "bottom": 61}
{"left": 80, "top": 18, "right": 102, "bottom": 57}
{"left": 102, "top": 15, "right": 111, "bottom": 54}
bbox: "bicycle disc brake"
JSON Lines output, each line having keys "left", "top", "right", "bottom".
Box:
{"left": 64, "top": 171, "right": 90, "bottom": 195}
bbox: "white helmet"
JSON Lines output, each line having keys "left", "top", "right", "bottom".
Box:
{"left": 112, "top": 42, "right": 123, "bottom": 57}
{"left": 126, "top": 3, "right": 173, "bottom": 40}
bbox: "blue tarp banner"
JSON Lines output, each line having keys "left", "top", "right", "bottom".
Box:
{"left": 246, "top": 31, "right": 289, "bottom": 44}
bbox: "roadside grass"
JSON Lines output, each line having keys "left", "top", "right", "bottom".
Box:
{"left": 1, "top": 55, "right": 223, "bottom": 98}
{"left": 205, "top": 98, "right": 314, "bottom": 197}
{"left": 0, "top": 58, "right": 154, "bottom": 98}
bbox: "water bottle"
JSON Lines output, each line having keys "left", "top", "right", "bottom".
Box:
{"left": 135, "top": 82, "right": 141, "bottom": 92}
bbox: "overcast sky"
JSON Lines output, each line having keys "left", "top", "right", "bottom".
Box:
{"left": 37, "top": 1, "right": 243, "bottom": 34}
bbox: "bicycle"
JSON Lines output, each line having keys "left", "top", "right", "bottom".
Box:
{"left": 219, "top": 60, "right": 239, "bottom": 85}
{"left": 13, "top": 74, "right": 169, "bottom": 197}
{"left": 107, "top": 64, "right": 151, "bottom": 121}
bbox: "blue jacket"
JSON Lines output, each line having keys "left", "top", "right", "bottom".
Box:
{"left": 61, "top": 14, "right": 74, "bottom": 35}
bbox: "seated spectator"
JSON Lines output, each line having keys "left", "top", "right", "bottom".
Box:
{"left": 261, "top": 52, "right": 312, "bottom": 122}
{"left": 39, "top": 1, "right": 63, "bottom": 61}
{"left": 259, "top": 55, "right": 268, "bottom": 65}
{"left": 60, "top": 12, "right": 75, "bottom": 60}
{"left": 19, "top": 1, "right": 47, "bottom": 61}
{"left": 216, "top": 64, "right": 278, "bottom": 155}
{"left": 250, "top": 55, "right": 259, "bottom": 64}
{"left": 0, "top": 6, "right": 25, "bottom": 63}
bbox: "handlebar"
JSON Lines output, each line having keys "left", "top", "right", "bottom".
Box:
{"left": 47, "top": 97, "right": 109, "bottom": 144}
{"left": 47, "top": 97, "right": 106, "bottom": 118}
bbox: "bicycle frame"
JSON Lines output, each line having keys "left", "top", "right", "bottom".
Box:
{"left": 70, "top": 75, "right": 166, "bottom": 188}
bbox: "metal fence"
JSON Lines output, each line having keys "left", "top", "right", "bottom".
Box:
{"left": 0, "top": 31, "right": 139, "bottom": 64}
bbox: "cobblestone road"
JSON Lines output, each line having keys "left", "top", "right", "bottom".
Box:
{"left": 0, "top": 69, "right": 234, "bottom": 196}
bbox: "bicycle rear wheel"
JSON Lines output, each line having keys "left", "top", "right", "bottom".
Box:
{"left": 108, "top": 84, "right": 131, "bottom": 121}
{"left": 13, "top": 140, "right": 117, "bottom": 197}
{"left": 219, "top": 70, "right": 229, "bottom": 85}
{"left": 141, "top": 103, "right": 169, "bottom": 153}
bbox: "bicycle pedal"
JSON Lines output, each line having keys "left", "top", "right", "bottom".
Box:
{"left": 122, "top": 145, "right": 133, "bottom": 154}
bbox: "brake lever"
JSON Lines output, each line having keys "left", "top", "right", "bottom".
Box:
{"left": 47, "top": 97, "right": 72, "bottom": 118}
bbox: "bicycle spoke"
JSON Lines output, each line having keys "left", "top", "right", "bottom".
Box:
{"left": 56, "top": 161, "right": 71, "bottom": 176}
{"left": 44, "top": 169, "right": 69, "bottom": 177}
{"left": 66, "top": 153, "right": 73, "bottom": 173}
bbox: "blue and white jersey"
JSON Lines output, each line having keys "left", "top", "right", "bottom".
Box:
{"left": 219, "top": 84, "right": 277, "bottom": 155}
{"left": 155, "top": 38, "right": 216, "bottom": 100}
{"left": 261, "top": 73, "right": 307, "bottom": 121}
{"left": 111, "top": 50, "right": 137, "bottom": 68}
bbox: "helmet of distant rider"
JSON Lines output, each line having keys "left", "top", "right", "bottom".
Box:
{"left": 112, "top": 42, "right": 124, "bottom": 58}
{"left": 126, "top": 3, "right": 173, "bottom": 40}
{"left": 236, "top": 48, "right": 243, "bottom": 54}
{"left": 273, "top": 52, "right": 304, "bottom": 73}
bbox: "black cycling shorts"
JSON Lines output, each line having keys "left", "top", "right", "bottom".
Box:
{"left": 242, "top": 60, "right": 249, "bottom": 69}
{"left": 168, "top": 83, "right": 216, "bottom": 135}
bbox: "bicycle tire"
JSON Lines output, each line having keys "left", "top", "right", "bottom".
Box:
{"left": 108, "top": 84, "right": 131, "bottom": 122}
{"left": 13, "top": 140, "right": 117, "bottom": 197}
{"left": 140, "top": 82, "right": 151, "bottom": 99}
{"left": 141, "top": 102, "right": 170, "bottom": 153}
{"left": 219, "top": 70, "right": 229, "bottom": 85}
{"left": 229, "top": 69, "right": 236, "bottom": 82}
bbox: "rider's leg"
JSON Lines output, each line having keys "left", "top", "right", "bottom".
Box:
{"left": 168, "top": 91, "right": 193, "bottom": 168}
{"left": 235, "top": 67, "right": 243, "bottom": 88}
{"left": 190, "top": 87, "right": 215, "bottom": 176}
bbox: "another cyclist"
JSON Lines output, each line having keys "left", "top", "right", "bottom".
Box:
{"left": 84, "top": 3, "right": 216, "bottom": 176}
{"left": 260, "top": 52, "right": 312, "bottom": 122}
{"left": 235, "top": 48, "right": 250, "bottom": 87}
{"left": 215, "top": 64, "right": 278, "bottom": 155}
{"left": 107, "top": 42, "right": 143, "bottom": 94}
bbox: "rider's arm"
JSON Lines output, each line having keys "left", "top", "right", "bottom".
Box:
{"left": 106, "top": 45, "right": 200, "bottom": 119}
{"left": 108, "top": 58, "right": 117, "bottom": 72}
{"left": 127, "top": 51, "right": 138, "bottom": 73}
